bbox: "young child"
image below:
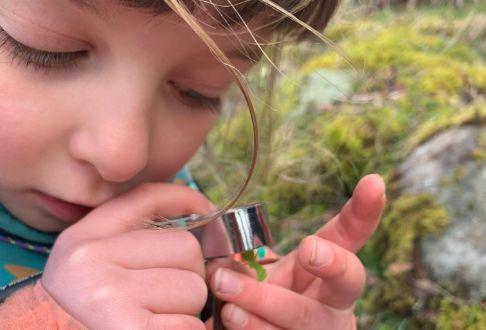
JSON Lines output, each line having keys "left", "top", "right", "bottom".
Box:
{"left": 0, "top": 0, "right": 386, "bottom": 328}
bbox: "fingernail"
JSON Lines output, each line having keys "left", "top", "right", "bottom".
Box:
{"left": 225, "top": 304, "right": 248, "bottom": 327}
{"left": 310, "top": 239, "right": 333, "bottom": 267}
{"left": 215, "top": 268, "right": 243, "bottom": 295}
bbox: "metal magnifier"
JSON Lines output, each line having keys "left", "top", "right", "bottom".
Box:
{"left": 189, "top": 203, "right": 273, "bottom": 330}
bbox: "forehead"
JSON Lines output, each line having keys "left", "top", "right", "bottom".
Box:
{"left": 68, "top": 0, "right": 265, "bottom": 61}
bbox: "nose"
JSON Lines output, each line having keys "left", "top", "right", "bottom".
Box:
{"left": 71, "top": 118, "right": 150, "bottom": 183}
{"left": 69, "top": 114, "right": 151, "bottom": 183}
{"left": 68, "top": 84, "right": 153, "bottom": 183}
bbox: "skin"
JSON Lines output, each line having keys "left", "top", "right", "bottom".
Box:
{"left": 0, "top": 1, "right": 386, "bottom": 329}
{"left": 0, "top": 0, "right": 253, "bottom": 232}
{"left": 206, "top": 174, "right": 385, "bottom": 329}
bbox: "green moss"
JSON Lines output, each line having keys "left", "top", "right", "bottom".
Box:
{"left": 357, "top": 194, "right": 449, "bottom": 324}
{"left": 404, "top": 103, "right": 486, "bottom": 153}
{"left": 374, "top": 194, "right": 449, "bottom": 268}
{"left": 189, "top": 6, "right": 485, "bottom": 328}
{"left": 302, "top": 16, "right": 484, "bottom": 115}
{"left": 437, "top": 299, "right": 486, "bottom": 330}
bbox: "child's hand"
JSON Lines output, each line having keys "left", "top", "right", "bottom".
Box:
{"left": 42, "top": 183, "right": 215, "bottom": 329}
{"left": 207, "top": 174, "right": 386, "bottom": 329}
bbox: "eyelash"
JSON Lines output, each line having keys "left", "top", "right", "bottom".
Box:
{"left": 169, "top": 81, "right": 222, "bottom": 113}
{"left": 0, "top": 26, "right": 221, "bottom": 113}
{"left": 0, "top": 27, "right": 86, "bottom": 72}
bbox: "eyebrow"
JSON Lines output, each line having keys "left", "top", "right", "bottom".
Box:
{"left": 69, "top": 0, "right": 98, "bottom": 12}
{"left": 68, "top": 0, "right": 261, "bottom": 63}
{"left": 69, "top": 0, "right": 171, "bottom": 15}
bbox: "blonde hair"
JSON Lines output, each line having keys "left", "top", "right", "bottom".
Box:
{"left": 118, "top": 0, "right": 341, "bottom": 223}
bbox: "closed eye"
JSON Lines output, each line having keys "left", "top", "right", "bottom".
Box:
{"left": 169, "top": 80, "right": 222, "bottom": 113}
{"left": 0, "top": 26, "right": 87, "bottom": 73}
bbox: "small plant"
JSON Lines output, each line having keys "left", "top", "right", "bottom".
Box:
{"left": 241, "top": 249, "right": 267, "bottom": 281}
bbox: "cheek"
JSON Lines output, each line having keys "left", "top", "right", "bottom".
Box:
{"left": 0, "top": 70, "right": 55, "bottom": 180}
{"left": 149, "top": 112, "right": 217, "bottom": 178}
{"left": 176, "top": 112, "right": 218, "bottom": 153}
{"left": 0, "top": 104, "right": 46, "bottom": 183}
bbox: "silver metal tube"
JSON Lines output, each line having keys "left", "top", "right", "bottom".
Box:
{"left": 189, "top": 203, "right": 272, "bottom": 259}
{"left": 187, "top": 203, "right": 272, "bottom": 330}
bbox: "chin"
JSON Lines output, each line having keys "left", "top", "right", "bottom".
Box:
{"left": 21, "top": 212, "right": 70, "bottom": 233}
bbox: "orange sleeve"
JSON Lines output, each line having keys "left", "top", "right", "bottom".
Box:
{"left": 0, "top": 280, "right": 86, "bottom": 329}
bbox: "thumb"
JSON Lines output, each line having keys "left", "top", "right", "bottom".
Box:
{"left": 206, "top": 257, "right": 254, "bottom": 284}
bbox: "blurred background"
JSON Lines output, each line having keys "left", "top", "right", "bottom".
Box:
{"left": 190, "top": 0, "right": 485, "bottom": 328}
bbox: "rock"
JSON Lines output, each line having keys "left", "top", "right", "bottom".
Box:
{"left": 398, "top": 125, "right": 485, "bottom": 300}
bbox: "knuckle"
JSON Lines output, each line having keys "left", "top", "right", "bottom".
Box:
{"left": 89, "top": 281, "right": 119, "bottom": 309}
{"left": 62, "top": 240, "right": 101, "bottom": 270}
{"left": 173, "top": 231, "right": 205, "bottom": 273}
{"left": 184, "top": 272, "right": 208, "bottom": 313}
{"left": 253, "top": 283, "right": 269, "bottom": 311}
{"left": 181, "top": 317, "right": 205, "bottom": 330}
{"left": 297, "top": 302, "right": 315, "bottom": 328}
{"left": 297, "top": 303, "right": 331, "bottom": 330}
{"left": 186, "top": 317, "right": 206, "bottom": 330}
{"left": 185, "top": 232, "right": 204, "bottom": 259}
{"left": 54, "top": 228, "right": 77, "bottom": 251}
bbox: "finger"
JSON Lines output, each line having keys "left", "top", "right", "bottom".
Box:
{"left": 129, "top": 268, "right": 208, "bottom": 315}
{"left": 206, "top": 258, "right": 255, "bottom": 283}
{"left": 298, "top": 235, "right": 366, "bottom": 309}
{"left": 221, "top": 304, "right": 282, "bottom": 330}
{"left": 68, "top": 298, "right": 206, "bottom": 329}
{"left": 316, "top": 174, "right": 386, "bottom": 252}
{"left": 147, "top": 314, "right": 205, "bottom": 330}
{"left": 210, "top": 268, "right": 353, "bottom": 330}
{"left": 205, "top": 248, "right": 280, "bottom": 283}
{"left": 63, "top": 183, "right": 215, "bottom": 242}
{"left": 97, "top": 230, "right": 205, "bottom": 276}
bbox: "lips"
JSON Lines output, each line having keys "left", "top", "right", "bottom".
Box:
{"left": 34, "top": 191, "right": 94, "bottom": 224}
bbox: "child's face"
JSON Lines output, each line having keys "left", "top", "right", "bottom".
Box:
{"left": 0, "top": 1, "right": 256, "bottom": 231}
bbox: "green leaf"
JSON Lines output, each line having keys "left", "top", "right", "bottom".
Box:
{"left": 241, "top": 250, "right": 267, "bottom": 281}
